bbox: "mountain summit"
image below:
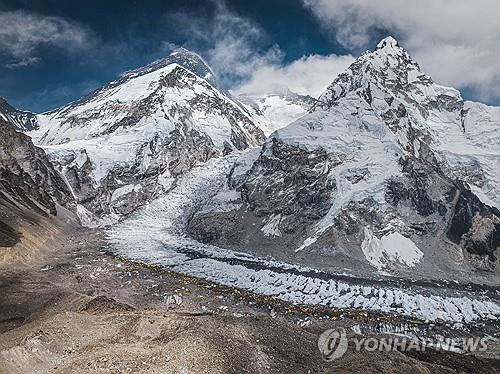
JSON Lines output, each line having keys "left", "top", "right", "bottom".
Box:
{"left": 376, "top": 35, "right": 400, "bottom": 49}
{"left": 30, "top": 48, "right": 265, "bottom": 224}
{"left": 188, "top": 37, "right": 500, "bottom": 278}
{"left": 163, "top": 47, "right": 217, "bottom": 86}
{"left": 109, "top": 47, "right": 218, "bottom": 91}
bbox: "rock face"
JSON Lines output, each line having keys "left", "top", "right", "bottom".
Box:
{"left": 188, "top": 37, "right": 500, "bottom": 276}
{"left": 0, "top": 97, "right": 38, "bottom": 131}
{"left": 30, "top": 48, "right": 266, "bottom": 224}
{"left": 238, "top": 90, "right": 315, "bottom": 135}
{"left": 0, "top": 120, "right": 73, "bottom": 215}
{"left": 240, "top": 139, "right": 337, "bottom": 232}
{"left": 0, "top": 120, "right": 74, "bottom": 247}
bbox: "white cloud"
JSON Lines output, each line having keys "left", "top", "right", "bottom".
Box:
{"left": 167, "top": 0, "right": 353, "bottom": 98}
{"left": 0, "top": 10, "right": 94, "bottom": 68}
{"left": 302, "top": 0, "right": 500, "bottom": 103}
{"left": 207, "top": 0, "right": 282, "bottom": 79}
{"left": 235, "top": 53, "right": 354, "bottom": 97}
{"left": 166, "top": 0, "right": 283, "bottom": 88}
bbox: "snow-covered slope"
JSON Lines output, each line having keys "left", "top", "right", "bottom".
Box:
{"left": 0, "top": 97, "right": 38, "bottom": 131}
{"left": 108, "top": 153, "right": 500, "bottom": 324}
{"left": 188, "top": 37, "right": 500, "bottom": 276}
{"left": 30, "top": 48, "right": 266, "bottom": 224}
{"left": 238, "top": 90, "right": 315, "bottom": 135}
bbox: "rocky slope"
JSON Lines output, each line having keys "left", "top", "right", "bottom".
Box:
{"left": 0, "top": 119, "right": 74, "bottom": 252}
{"left": 4, "top": 227, "right": 499, "bottom": 374}
{"left": 0, "top": 98, "right": 38, "bottom": 132}
{"left": 0, "top": 120, "right": 73, "bottom": 216}
{"left": 30, "top": 48, "right": 266, "bottom": 225}
{"left": 238, "top": 90, "right": 315, "bottom": 135}
{"left": 187, "top": 37, "right": 500, "bottom": 278}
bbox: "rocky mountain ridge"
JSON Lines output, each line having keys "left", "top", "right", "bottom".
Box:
{"left": 0, "top": 97, "right": 38, "bottom": 132}
{"left": 0, "top": 120, "right": 73, "bottom": 215}
{"left": 0, "top": 119, "right": 74, "bottom": 248}
{"left": 29, "top": 48, "right": 267, "bottom": 225}
{"left": 187, "top": 37, "right": 500, "bottom": 277}
{"left": 3, "top": 38, "right": 499, "bottom": 279}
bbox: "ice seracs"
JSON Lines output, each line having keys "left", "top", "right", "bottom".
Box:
{"left": 108, "top": 151, "right": 500, "bottom": 324}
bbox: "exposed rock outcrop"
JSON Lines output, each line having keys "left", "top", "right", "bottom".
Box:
{"left": 0, "top": 120, "right": 75, "bottom": 253}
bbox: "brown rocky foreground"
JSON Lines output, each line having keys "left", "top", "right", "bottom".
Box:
{"left": 0, "top": 224, "right": 499, "bottom": 373}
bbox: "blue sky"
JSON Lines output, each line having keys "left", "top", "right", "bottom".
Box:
{"left": 1, "top": 0, "right": 499, "bottom": 112}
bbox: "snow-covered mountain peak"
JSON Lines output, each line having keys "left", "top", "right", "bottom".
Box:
{"left": 371, "top": 35, "right": 416, "bottom": 70}
{"left": 30, "top": 49, "right": 265, "bottom": 223}
{"left": 238, "top": 90, "right": 315, "bottom": 135}
{"left": 117, "top": 47, "right": 214, "bottom": 83}
{"left": 51, "top": 48, "right": 218, "bottom": 117}
{"left": 0, "top": 97, "right": 38, "bottom": 131}
{"left": 282, "top": 38, "right": 492, "bottom": 180}
{"left": 375, "top": 36, "right": 400, "bottom": 50}
{"left": 314, "top": 36, "right": 463, "bottom": 124}
{"left": 195, "top": 36, "right": 500, "bottom": 273}
{"left": 34, "top": 50, "right": 261, "bottom": 146}
{"left": 158, "top": 47, "right": 216, "bottom": 86}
